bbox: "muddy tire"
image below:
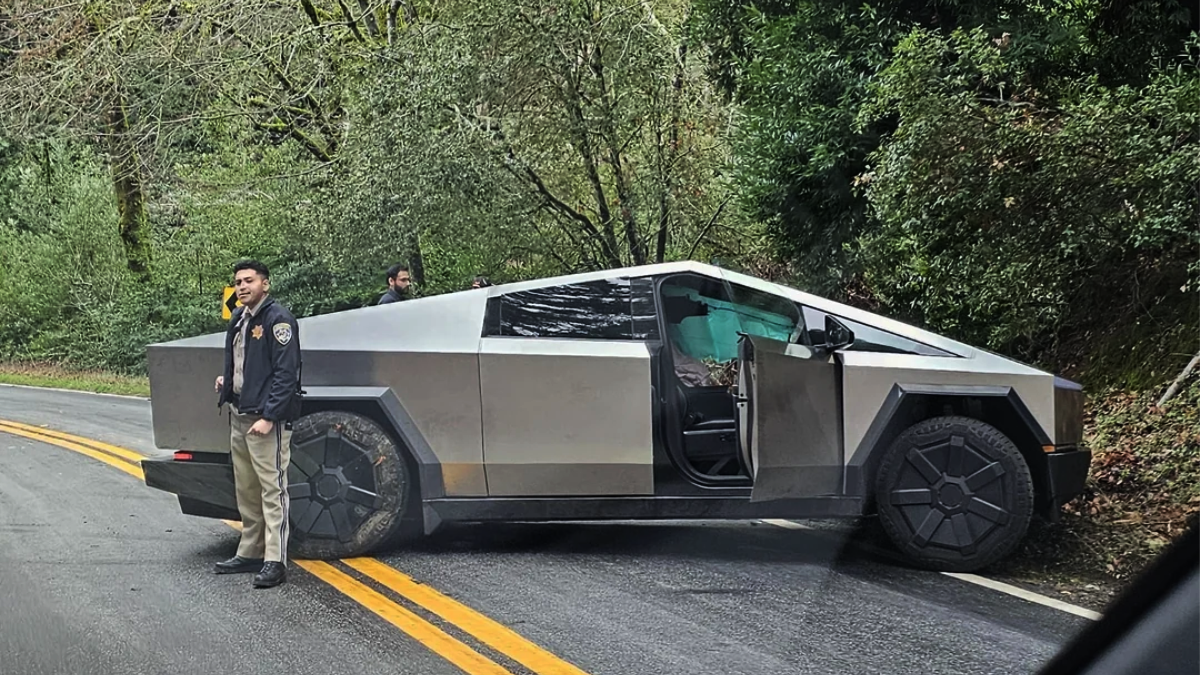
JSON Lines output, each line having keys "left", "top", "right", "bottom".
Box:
{"left": 875, "top": 416, "right": 1034, "bottom": 572}
{"left": 285, "top": 410, "right": 413, "bottom": 560}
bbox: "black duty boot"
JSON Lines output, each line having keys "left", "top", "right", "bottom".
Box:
{"left": 214, "top": 556, "right": 264, "bottom": 574}
{"left": 253, "top": 562, "right": 287, "bottom": 588}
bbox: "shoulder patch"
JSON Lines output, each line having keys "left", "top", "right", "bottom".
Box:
{"left": 272, "top": 322, "right": 293, "bottom": 346}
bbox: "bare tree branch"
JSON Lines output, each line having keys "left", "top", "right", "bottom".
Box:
{"left": 298, "top": 0, "right": 321, "bottom": 27}
{"left": 507, "top": 153, "right": 622, "bottom": 268}
{"left": 387, "top": 1, "right": 402, "bottom": 44}
{"left": 558, "top": 61, "right": 621, "bottom": 262}
{"left": 687, "top": 197, "right": 731, "bottom": 260}
{"left": 357, "top": 0, "right": 380, "bottom": 37}
{"left": 336, "top": 0, "right": 367, "bottom": 42}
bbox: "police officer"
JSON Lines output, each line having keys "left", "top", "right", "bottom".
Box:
{"left": 377, "top": 264, "right": 411, "bottom": 304}
{"left": 213, "top": 260, "right": 302, "bottom": 588}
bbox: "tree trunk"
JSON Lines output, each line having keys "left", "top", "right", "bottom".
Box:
{"left": 387, "top": 1, "right": 401, "bottom": 44}
{"left": 336, "top": 0, "right": 366, "bottom": 42}
{"left": 108, "top": 95, "right": 151, "bottom": 282}
{"left": 299, "top": 0, "right": 321, "bottom": 26}
{"left": 590, "top": 44, "right": 645, "bottom": 265}
{"left": 560, "top": 68, "right": 622, "bottom": 267}
{"left": 356, "top": 0, "right": 380, "bottom": 37}
{"left": 408, "top": 232, "right": 426, "bottom": 288}
{"left": 655, "top": 43, "right": 686, "bottom": 264}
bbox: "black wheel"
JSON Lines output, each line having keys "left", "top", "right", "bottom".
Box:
{"left": 286, "top": 410, "right": 414, "bottom": 559}
{"left": 875, "top": 416, "right": 1033, "bottom": 572}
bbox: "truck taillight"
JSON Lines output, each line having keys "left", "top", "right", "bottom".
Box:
{"left": 174, "top": 451, "right": 193, "bottom": 461}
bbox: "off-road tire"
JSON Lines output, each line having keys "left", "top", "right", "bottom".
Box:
{"left": 285, "top": 410, "right": 413, "bottom": 559}
{"left": 875, "top": 416, "right": 1034, "bottom": 572}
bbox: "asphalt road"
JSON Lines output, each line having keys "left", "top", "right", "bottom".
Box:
{"left": 0, "top": 384, "right": 1092, "bottom": 675}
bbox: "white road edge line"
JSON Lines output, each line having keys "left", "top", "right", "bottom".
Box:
{"left": 940, "top": 572, "right": 1103, "bottom": 620}
{"left": 760, "top": 518, "right": 811, "bottom": 530}
{"left": 0, "top": 382, "right": 149, "bottom": 401}
{"left": 761, "top": 519, "right": 1103, "bottom": 621}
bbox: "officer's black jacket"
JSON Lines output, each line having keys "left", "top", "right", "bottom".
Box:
{"left": 216, "top": 297, "right": 302, "bottom": 422}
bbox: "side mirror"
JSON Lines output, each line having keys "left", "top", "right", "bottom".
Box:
{"left": 824, "top": 315, "right": 854, "bottom": 351}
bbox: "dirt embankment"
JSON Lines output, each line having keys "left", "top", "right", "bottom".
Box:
{"left": 992, "top": 375, "right": 1200, "bottom": 610}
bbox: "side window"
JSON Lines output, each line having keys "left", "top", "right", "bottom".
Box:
{"left": 661, "top": 275, "right": 803, "bottom": 364}
{"left": 801, "top": 307, "right": 952, "bottom": 356}
{"left": 723, "top": 283, "right": 805, "bottom": 347}
{"left": 483, "top": 278, "right": 649, "bottom": 340}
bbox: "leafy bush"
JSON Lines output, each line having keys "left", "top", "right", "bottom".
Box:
{"left": 693, "top": 0, "right": 1199, "bottom": 384}
{"left": 0, "top": 141, "right": 226, "bottom": 373}
{"left": 857, "top": 29, "right": 1199, "bottom": 371}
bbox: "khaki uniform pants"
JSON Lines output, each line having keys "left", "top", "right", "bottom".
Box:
{"left": 230, "top": 411, "right": 292, "bottom": 563}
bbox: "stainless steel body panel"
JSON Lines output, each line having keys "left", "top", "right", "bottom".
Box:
{"left": 148, "top": 341, "right": 228, "bottom": 453}
{"left": 1054, "top": 376, "right": 1085, "bottom": 446}
{"left": 148, "top": 291, "right": 492, "bottom": 496}
{"left": 839, "top": 351, "right": 1056, "bottom": 456}
{"left": 288, "top": 292, "right": 491, "bottom": 495}
{"left": 741, "top": 337, "right": 843, "bottom": 501}
{"left": 294, "top": 289, "right": 489, "bottom": 353}
{"left": 301, "top": 350, "right": 487, "bottom": 495}
{"left": 478, "top": 337, "right": 655, "bottom": 496}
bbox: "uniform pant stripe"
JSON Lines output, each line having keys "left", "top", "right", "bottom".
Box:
{"left": 275, "top": 424, "right": 289, "bottom": 564}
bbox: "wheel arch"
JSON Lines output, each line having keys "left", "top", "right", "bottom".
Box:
{"left": 299, "top": 386, "right": 445, "bottom": 533}
{"left": 846, "top": 384, "right": 1054, "bottom": 517}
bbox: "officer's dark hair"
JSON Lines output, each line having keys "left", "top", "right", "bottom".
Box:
{"left": 233, "top": 259, "right": 270, "bottom": 280}
{"left": 386, "top": 264, "right": 408, "bottom": 282}
{"left": 473, "top": 275, "right": 492, "bottom": 287}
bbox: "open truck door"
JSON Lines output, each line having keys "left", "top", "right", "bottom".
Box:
{"left": 735, "top": 325, "right": 849, "bottom": 502}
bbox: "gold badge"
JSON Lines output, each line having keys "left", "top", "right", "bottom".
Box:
{"left": 251, "top": 325, "right": 264, "bottom": 340}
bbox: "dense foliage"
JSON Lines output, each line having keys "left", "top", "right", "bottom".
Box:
{"left": 692, "top": 0, "right": 1199, "bottom": 382}
{"left": 0, "top": 0, "right": 1195, "bottom": 385}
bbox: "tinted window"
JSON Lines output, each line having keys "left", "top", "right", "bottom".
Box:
{"left": 802, "top": 307, "right": 952, "bottom": 356}
{"left": 483, "top": 278, "right": 651, "bottom": 340}
{"left": 631, "top": 277, "right": 660, "bottom": 341}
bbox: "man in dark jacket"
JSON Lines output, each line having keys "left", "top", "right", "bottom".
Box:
{"left": 377, "top": 264, "right": 411, "bottom": 304}
{"left": 213, "top": 260, "right": 302, "bottom": 588}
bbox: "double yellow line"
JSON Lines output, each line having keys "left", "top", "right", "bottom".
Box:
{"left": 0, "top": 419, "right": 146, "bottom": 479}
{"left": 0, "top": 418, "right": 590, "bottom": 675}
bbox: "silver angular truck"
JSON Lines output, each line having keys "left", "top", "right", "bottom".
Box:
{"left": 141, "top": 261, "right": 1090, "bottom": 571}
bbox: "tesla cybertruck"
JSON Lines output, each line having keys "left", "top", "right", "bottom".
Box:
{"left": 141, "top": 261, "right": 1090, "bottom": 571}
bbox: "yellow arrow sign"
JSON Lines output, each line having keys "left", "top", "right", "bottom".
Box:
{"left": 222, "top": 286, "right": 242, "bottom": 320}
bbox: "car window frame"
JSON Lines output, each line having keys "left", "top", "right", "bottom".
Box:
{"left": 655, "top": 272, "right": 809, "bottom": 363}
{"left": 801, "top": 306, "right": 955, "bottom": 357}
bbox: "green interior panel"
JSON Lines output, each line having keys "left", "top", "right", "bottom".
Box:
{"left": 663, "top": 285, "right": 796, "bottom": 362}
